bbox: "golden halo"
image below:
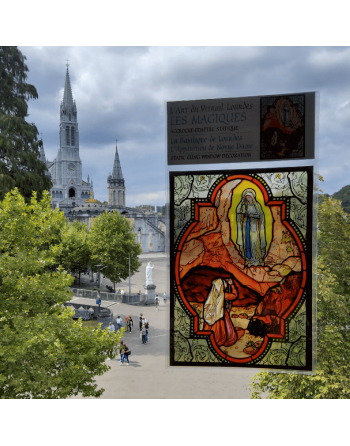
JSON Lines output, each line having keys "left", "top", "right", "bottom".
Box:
{"left": 242, "top": 188, "right": 256, "bottom": 199}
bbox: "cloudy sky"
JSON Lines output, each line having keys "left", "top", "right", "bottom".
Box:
{"left": 19, "top": 45, "right": 350, "bottom": 206}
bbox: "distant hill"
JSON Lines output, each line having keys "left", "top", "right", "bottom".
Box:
{"left": 317, "top": 185, "right": 350, "bottom": 214}
{"left": 332, "top": 185, "right": 350, "bottom": 214}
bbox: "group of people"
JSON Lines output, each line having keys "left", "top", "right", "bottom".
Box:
{"left": 115, "top": 289, "right": 125, "bottom": 295}
{"left": 111, "top": 315, "right": 133, "bottom": 332}
{"left": 106, "top": 312, "right": 151, "bottom": 364}
{"left": 106, "top": 291, "right": 168, "bottom": 364}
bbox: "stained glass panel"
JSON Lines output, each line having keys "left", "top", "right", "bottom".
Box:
{"left": 170, "top": 167, "right": 313, "bottom": 371}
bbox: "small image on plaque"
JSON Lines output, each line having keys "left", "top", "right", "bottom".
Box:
{"left": 260, "top": 95, "right": 305, "bottom": 160}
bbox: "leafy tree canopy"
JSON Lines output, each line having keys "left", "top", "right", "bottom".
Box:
{"left": 89, "top": 210, "right": 142, "bottom": 285}
{"left": 55, "top": 219, "right": 92, "bottom": 285}
{"left": 250, "top": 198, "right": 350, "bottom": 399}
{"left": 0, "top": 46, "right": 51, "bottom": 202}
{"left": 0, "top": 189, "right": 120, "bottom": 399}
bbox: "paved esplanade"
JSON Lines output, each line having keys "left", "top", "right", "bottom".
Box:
{"left": 70, "top": 253, "right": 259, "bottom": 399}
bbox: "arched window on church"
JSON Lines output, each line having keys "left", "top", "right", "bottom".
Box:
{"left": 69, "top": 188, "right": 75, "bottom": 199}
{"left": 66, "top": 126, "right": 70, "bottom": 145}
{"left": 113, "top": 190, "right": 116, "bottom": 206}
{"left": 123, "top": 190, "right": 125, "bottom": 206}
{"left": 69, "top": 113, "right": 71, "bottom": 121}
{"left": 118, "top": 190, "right": 122, "bottom": 206}
{"left": 71, "top": 127, "right": 75, "bottom": 146}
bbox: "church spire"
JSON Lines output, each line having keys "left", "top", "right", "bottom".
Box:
{"left": 39, "top": 134, "right": 46, "bottom": 163}
{"left": 63, "top": 66, "right": 74, "bottom": 106}
{"left": 107, "top": 140, "right": 126, "bottom": 207}
{"left": 112, "top": 142, "right": 124, "bottom": 183}
{"left": 39, "top": 145, "right": 46, "bottom": 164}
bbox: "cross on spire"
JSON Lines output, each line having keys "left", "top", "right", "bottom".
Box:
{"left": 66, "top": 59, "right": 70, "bottom": 68}
{"left": 40, "top": 132, "right": 43, "bottom": 140}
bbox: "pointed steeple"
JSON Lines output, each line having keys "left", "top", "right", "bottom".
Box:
{"left": 39, "top": 145, "right": 46, "bottom": 164}
{"left": 39, "top": 141, "right": 51, "bottom": 178}
{"left": 107, "top": 141, "right": 126, "bottom": 207}
{"left": 63, "top": 67, "right": 74, "bottom": 106}
{"left": 112, "top": 143, "right": 124, "bottom": 183}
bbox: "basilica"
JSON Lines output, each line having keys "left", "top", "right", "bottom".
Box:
{"left": 41, "top": 67, "right": 165, "bottom": 253}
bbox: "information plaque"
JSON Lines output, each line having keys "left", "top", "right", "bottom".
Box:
{"left": 167, "top": 92, "right": 315, "bottom": 165}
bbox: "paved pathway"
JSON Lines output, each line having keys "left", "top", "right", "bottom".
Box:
{"left": 70, "top": 295, "right": 259, "bottom": 399}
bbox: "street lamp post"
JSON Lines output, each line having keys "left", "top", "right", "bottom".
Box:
{"left": 96, "top": 264, "right": 105, "bottom": 313}
{"left": 129, "top": 254, "right": 131, "bottom": 297}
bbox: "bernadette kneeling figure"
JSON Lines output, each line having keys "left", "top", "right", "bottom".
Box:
{"left": 203, "top": 278, "right": 244, "bottom": 347}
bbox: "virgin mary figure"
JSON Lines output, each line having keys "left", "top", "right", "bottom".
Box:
{"left": 236, "top": 188, "right": 267, "bottom": 267}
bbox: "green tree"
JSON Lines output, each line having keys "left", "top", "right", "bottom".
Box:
{"left": 0, "top": 189, "right": 121, "bottom": 398}
{"left": 56, "top": 219, "right": 91, "bottom": 285}
{"left": 89, "top": 210, "right": 142, "bottom": 289}
{"left": 250, "top": 198, "right": 350, "bottom": 399}
{"left": 0, "top": 46, "right": 52, "bottom": 202}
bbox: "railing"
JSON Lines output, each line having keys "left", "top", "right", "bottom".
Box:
{"left": 70, "top": 288, "right": 149, "bottom": 305}
{"left": 146, "top": 219, "right": 165, "bottom": 235}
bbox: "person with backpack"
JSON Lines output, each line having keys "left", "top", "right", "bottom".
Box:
{"left": 155, "top": 295, "right": 160, "bottom": 310}
{"left": 120, "top": 341, "right": 131, "bottom": 365}
{"left": 127, "top": 315, "right": 133, "bottom": 332}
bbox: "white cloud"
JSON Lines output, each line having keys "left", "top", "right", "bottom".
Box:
{"left": 18, "top": 45, "right": 350, "bottom": 206}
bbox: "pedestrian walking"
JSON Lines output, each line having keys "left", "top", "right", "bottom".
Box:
{"left": 127, "top": 315, "right": 133, "bottom": 332}
{"left": 145, "top": 320, "right": 149, "bottom": 343}
{"left": 139, "top": 313, "right": 143, "bottom": 331}
{"left": 115, "top": 316, "right": 122, "bottom": 331}
{"left": 120, "top": 341, "right": 131, "bottom": 365}
{"left": 155, "top": 295, "right": 160, "bottom": 310}
{"left": 121, "top": 289, "right": 125, "bottom": 296}
{"left": 163, "top": 292, "right": 167, "bottom": 304}
{"left": 141, "top": 324, "right": 147, "bottom": 344}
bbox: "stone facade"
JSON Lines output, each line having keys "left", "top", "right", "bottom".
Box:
{"left": 46, "top": 67, "right": 94, "bottom": 214}
{"left": 44, "top": 66, "right": 166, "bottom": 252}
{"left": 66, "top": 204, "right": 165, "bottom": 252}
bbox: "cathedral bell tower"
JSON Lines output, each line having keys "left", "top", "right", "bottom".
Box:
{"left": 49, "top": 64, "right": 93, "bottom": 207}
{"left": 57, "top": 65, "right": 82, "bottom": 190}
{"left": 107, "top": 141, "right": 125, "bottom": 206}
